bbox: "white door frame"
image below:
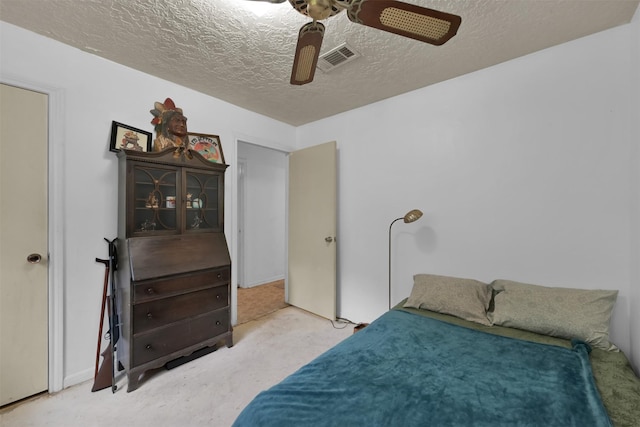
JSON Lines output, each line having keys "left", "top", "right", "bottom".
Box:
{"left": 237, "top": 157, "right": 247, "bottom": 288}
{"left": 1, "top": 75, "right": 65, "bottom": 392}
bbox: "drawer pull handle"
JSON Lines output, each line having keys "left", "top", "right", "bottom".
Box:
{"left": 146, "top": 288, "right": 155, "bottom": 294}
{"left": 217, "top": 273, "right": 222, "bottom": 279}
{"left": 145, "top": 344, "right": 152, "bottom": 350}
{"left": 216, "top": 321, "right": 222, "bottom": 326}
{"left": 216, "top": 294, "right": 221, "bottom": 300}
{"left": 146, "top": 312, "right": 153, "bottom": 320}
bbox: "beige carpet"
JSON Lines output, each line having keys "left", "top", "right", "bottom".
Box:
{"left": 237, "top": 280, "right": 289, "bottom": 325}
{"left": 0, "top": 306, "right": 353, "bottom": 427}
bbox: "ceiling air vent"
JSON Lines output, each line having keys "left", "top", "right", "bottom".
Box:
{"left": 317, "top": 43, "right": 360, "bottom": 73}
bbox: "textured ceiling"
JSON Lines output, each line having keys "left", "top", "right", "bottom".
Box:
{"left": 1, "top": 0, "right": 638, "bottom": 126}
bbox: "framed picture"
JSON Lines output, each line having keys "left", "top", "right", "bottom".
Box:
{"left": 187, "top": 133, "right": 225, "bottom": 164}
{"left": 109, "top": 121, "right": 152, "bottom": 153}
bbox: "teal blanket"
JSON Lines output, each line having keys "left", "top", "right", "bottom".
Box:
{"left": 233, "top": 310, "right": 611, "bottom": 427}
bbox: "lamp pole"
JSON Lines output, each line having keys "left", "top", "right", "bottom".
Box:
{"left": 388, "top": 209, "right": 423, "bottom": 310}
{"left": 389, "top": 217, "right": 405, "bottom": 310}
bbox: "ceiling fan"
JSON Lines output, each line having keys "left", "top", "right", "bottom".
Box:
{"left": 246, "top": 0, "right": 462, "bottom": 85}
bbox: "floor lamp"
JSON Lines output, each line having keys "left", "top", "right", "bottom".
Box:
{"left": 388, "top": 209, "right": 423, "bottom": 310}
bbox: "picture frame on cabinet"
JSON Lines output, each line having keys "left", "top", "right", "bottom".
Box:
{"left": 109, "top": 121, "right": 153, "bottom": 153}
{"left": 187, "top": 133, "right": 225, "bottom": 164}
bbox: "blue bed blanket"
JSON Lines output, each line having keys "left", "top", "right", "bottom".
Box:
{"left": 233, "top": 309, "right": 612, "bottom": 427}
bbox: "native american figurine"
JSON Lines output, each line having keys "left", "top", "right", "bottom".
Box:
{"left": 150, "top": 98, "right": 189, "bottom": 152}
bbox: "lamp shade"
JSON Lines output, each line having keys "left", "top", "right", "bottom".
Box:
{"left": 403, "top": 209, "right": 423, "bottom": 224}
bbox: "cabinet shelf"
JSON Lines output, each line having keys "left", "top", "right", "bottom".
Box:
{"left": 135, "top": 181, "right": 175, "bottom": 186}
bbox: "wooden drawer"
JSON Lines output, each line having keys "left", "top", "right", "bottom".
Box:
{"left": 133, "top": 285, "right": 228, "bottom": 334}
{"left": 133, "top": 268, "right": 230, "bottom": 303}
{"left": 132, "top": 309, "right": 229, "bottom": 367}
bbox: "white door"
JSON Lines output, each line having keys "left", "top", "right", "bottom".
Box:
{"left": 0, "top": 84, "right": 49, "bottom": 406}
{"left": 288, "top": 141, "right": 337, "bottom": 320}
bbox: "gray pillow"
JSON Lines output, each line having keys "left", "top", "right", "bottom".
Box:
{"left": 489, "top": 279, "right": 618, "bottom": 351}
{"left": 404, "top": 274, "right": 492, "bottom": 325}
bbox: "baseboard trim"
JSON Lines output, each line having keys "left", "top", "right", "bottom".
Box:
{"left": 64, "top": 368, "right": 93, "bottom": 389}
{"left": 239, "top": 276, "right": 284, "bottom": 288}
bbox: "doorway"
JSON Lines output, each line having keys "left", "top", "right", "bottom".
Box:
{"left": 236, "top": 280, "right": 288, "bottom": 324}
{"left": 235, "top": 141, "right": 288, "bottom": 324}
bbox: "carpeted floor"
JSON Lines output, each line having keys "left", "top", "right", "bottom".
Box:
{"left": 0, "top": 306, "right": 354, "bottom": 427}
{"left": 237, "top": 280, "right": 289, "bottom": 325}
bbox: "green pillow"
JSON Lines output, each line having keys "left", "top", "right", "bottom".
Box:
{"left": 489, "top": 279, "right": 618, "bottom": 351}
{"left": 404, "top": 274, "right": 492, "bottom": 326}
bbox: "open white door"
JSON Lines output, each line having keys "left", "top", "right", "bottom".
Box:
{"left": 288, "top": 141, "right": 337, "bottom": 320}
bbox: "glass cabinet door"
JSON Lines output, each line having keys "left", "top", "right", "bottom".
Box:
{"left": 185, "top": 170, "right": 221, "bottom": 232}
{"left": 132, "top": 164, "right": 178, "bottom": 234}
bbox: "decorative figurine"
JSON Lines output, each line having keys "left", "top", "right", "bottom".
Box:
{"left": 140, "top": 219, "right": 156, "bottom": 231}
{"left": 191, "top": 215, "right": 203, "bottom": 229}
{"left": 146, "top": 193, "right": 158, "bottom": 209}
{"left": 150, "top": 98, "right": 191, "bottom": 156}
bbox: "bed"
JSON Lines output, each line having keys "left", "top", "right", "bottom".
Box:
{"left": 233, "top": 275, "right": 640, "bottom": 427}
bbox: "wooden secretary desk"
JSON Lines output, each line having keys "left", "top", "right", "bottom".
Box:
{"left": 116, "top": 148, "right": 232, "bottom": 392}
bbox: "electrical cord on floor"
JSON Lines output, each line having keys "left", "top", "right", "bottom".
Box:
{"left": 329, "top": 316, "right": 356, "bottom": 329}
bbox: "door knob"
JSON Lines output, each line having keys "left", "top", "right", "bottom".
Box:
{"left": 325, "top": 237, "right": 333, "bottom": 243}
{"left": 27, "top": 253, "right": 42, "bottom": 264}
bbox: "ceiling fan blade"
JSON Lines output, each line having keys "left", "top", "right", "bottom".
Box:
{"left": 290, "top": 21, "right": 325, "bottom": 85}
{"left": 347, "top": 0, "right": 461, "bottom": 46}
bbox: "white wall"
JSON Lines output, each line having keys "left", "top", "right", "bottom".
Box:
{"left": 0, "top": 21, "right": 296, "bottom": 389}
{"left": 629, "top": 5, "right": 640, "bottom": 376}
{"left": 297, "top": 21, "right": 640, "bottom": 372}
{"left": 237, "top": 142, "right": 287, "bottom": 287}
